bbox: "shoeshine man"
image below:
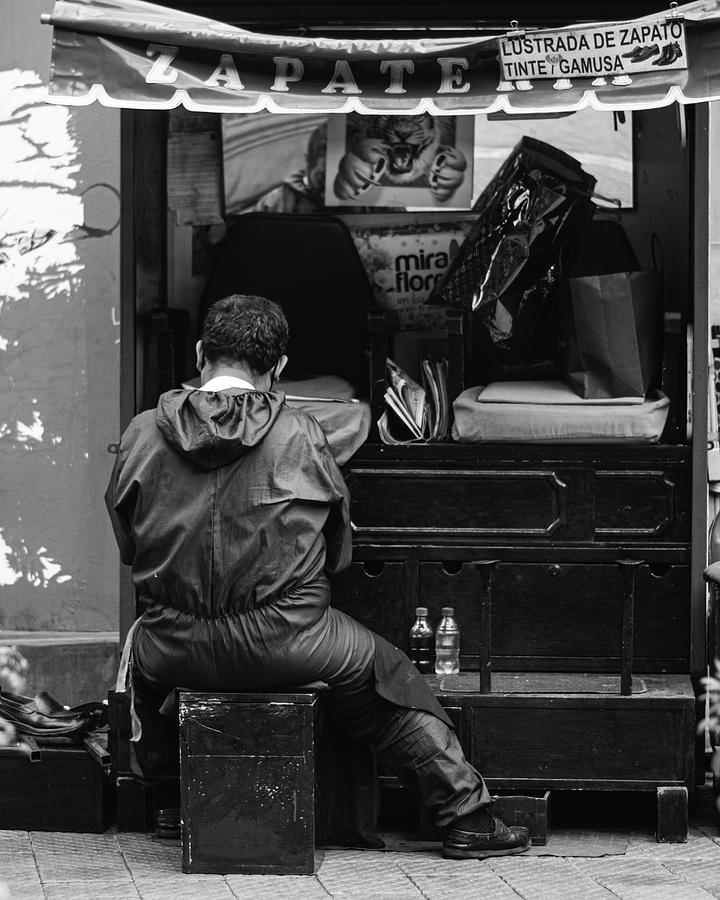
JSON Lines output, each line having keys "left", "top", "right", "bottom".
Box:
{"left": 105, "top": 294, "right": 530, "bottom": 860}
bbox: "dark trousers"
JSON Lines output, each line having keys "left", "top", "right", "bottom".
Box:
{"left": 130, "top": 664, "right": 491, "bottom": 832}
{"left": 322, "top": 674, "right": 491, "bottom": 829}
{"left": 128, "top": 671, "right": 182, "bottom": 808}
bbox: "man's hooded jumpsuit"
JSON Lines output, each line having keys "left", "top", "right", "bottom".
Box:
{"left": 106, "top": 384, "right": 491, "bottom": 831}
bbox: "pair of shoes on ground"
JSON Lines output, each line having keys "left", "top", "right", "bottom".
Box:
{"left": 442, "top": 816, "right": 531, "bottom": 860}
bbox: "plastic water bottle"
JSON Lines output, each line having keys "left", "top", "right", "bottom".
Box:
{"left": 409, "top": 607, "right": 434, "bottom": 674}
{"left": 435, "top": 607, "right": 460, "bottom": 675}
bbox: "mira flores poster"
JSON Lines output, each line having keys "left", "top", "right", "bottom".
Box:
{"left": 499, "top": 16, "right": 687, "bottom": 81}
{"left": 348, "top": 219, "right": 472, "bottom": 330}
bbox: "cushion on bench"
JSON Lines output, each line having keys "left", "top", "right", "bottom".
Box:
{"left": 452, "top": 381, "right": 670, "bottom": 444}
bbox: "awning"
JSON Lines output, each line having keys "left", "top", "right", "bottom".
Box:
{"left": 43, "top": 0, "right": 720, "bottom": 114}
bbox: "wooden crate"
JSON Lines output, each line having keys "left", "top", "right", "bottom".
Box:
{"left": 0, "top": 739, "right": 113, "bottom": 833}
{"left": 179, "top": 691, "right": 321, "bottom": 875}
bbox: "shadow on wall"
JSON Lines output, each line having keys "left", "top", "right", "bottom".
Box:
{"left": 0, "top": 64, "right": 120, "bottom": 632}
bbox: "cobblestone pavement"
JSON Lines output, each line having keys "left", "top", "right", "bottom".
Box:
{"left": 2, "top": 790, "right": 720, "bottom": 900}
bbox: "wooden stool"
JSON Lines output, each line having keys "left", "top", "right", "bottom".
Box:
{"left": 179, "top": 690, "right": 321, "bottom": 875}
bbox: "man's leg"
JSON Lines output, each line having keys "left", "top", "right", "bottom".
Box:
{"left": 129, "top": 668, "right": 180, "bottom": 809}
{"left": 369, "top": 705, "right": 490, "bottom": 829}
{"left": 323, "top": 678, "right": 530, "bottom": 858}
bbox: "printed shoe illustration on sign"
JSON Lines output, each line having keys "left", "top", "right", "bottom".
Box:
{"left": 652, "top": 42, "right": 683, "bottom": 66}
{"left": 622, "top": 43, "right": 660, "bottom": 62}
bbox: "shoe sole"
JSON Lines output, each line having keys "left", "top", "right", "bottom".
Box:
{"left": 441, "top": 840, "right": 531, "bottom": 860}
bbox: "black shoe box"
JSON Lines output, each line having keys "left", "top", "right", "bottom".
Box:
{"left": 0, "top": 738, "right": 114, "bottom": 832}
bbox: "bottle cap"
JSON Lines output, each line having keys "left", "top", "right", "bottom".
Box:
{"left": 415, "top": 607, "right": 428, "bottom": 616}
{"left": 441, "top": 607, "right": 454, "bottom": 616}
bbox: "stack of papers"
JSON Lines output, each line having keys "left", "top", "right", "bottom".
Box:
{"left": 379, "top": 357, "right": 450, "bottom": 444}
{"left": 422, "top": 357, "right": 450, "bottom": 440}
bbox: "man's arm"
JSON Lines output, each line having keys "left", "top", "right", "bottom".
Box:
{"left": 104, "top": 454, "right": 136, "bottom": 566}
{"left": 319, "top": 442, "right": 353, "bottom": 576}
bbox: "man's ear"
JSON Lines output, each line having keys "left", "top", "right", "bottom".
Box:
{"left": 275, "top": 354, "right": 288, "bottom": 381}
{"left": 195, "top": 340, "right": 205, "bottom": 373}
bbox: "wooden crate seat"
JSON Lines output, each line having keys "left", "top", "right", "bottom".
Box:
{"left": 179, "top": 689, "right": 321, "bottom": 875}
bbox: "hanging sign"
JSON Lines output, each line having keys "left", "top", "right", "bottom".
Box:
{"left": 42, "top": 0, "right": 720, "bottom": 114}
{"left": 499, "top": 15, "right": 688, "bottom": 82}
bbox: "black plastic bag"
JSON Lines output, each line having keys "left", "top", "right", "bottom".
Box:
{"left": 428, "top": 137, "right": 597, "bottom": 369}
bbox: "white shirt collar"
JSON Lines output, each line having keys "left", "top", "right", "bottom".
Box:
{"left": 198, "top": 375, "right": 256, "bottom": 392}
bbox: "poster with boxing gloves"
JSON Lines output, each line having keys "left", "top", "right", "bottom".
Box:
{"left": 324, "top": 113, "right": 474, "bottom": 210}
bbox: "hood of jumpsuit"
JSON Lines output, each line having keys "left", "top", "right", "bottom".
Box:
{"left": 156, "top": 386, "right": 284, "bottom": 470}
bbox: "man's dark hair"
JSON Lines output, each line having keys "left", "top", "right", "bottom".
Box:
{"left": 200, "top": 294, "right": 289, "bottom": 374}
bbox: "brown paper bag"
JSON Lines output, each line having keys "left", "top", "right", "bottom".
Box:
{"left": 564, "top": 270, "right": 663, "bottom": 399}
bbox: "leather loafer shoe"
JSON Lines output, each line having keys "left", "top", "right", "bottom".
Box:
{"left": 442, "top": 816, "right": 531, "bottom": 860}
{"left": 34, "top": 691, "right": 107, "bottom": 725}
{"left": 0, "top": 690, "right": 103, "bottom": 737}
{"left": 629, "top": 43, "right": 659, "bottom": 62}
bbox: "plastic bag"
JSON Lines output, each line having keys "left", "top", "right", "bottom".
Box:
{"left": 429, "top": 137, "right": 597, "bottom": 357}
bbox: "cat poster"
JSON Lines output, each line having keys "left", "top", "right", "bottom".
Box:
{"left": 325, "top": 113, "right": 474, "bottom": 210}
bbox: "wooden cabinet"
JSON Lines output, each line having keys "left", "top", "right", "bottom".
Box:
{"left": 331, "top": 440, "right": 699, "bottom": 835}
{"left": 334, "top": 443, "right": 693, "bottom": 672}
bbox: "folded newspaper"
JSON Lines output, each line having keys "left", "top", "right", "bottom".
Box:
{"left": 379, "top": 357, "right": 450, "bottom": 444}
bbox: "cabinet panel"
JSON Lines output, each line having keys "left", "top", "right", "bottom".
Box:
{"left": 467, "top": 699, "right": 694, "bottom": 784}
{"left": 344, "top": 454, "right": 692, "bottom": 547}
{"left": 594, "top": 469, "right": 691, "bottom": 542}
{"left": 329, "top": 561, "right": 409, "bottom": 650}
{"left": 418, "top": 561, "right": 689, "bottom": 672}
{"left": 347, "top": 468, "right": 579, "bottom": 542}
